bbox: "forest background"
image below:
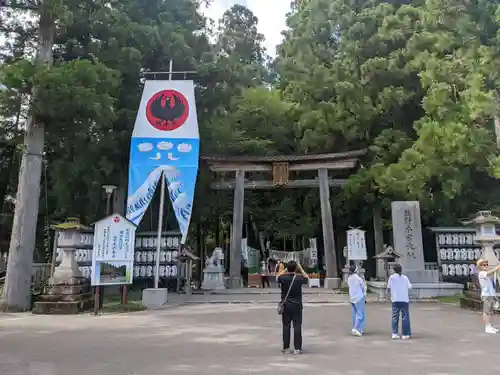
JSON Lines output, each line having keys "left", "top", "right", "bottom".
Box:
{"left": 1, "top": 0, "right": 500, "bottom": 268}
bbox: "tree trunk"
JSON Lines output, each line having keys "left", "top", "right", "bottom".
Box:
{"left": 215, "top": 216, "right": 220, "bottom": 247}
{"left": 373, "top": 205, "right": 384, "bottom": 255}
{"left": 250, "top": 215, "right": 265, "bottom": 259}
{"left": 112, "top": 186, "right": 125, "bottom": 216}
{"left": 1, "top": 4, "right": 55, "bottom": 312}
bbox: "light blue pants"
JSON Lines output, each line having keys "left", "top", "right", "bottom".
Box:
{"left": 351, "top": 298, "right": 366, "bottom": 333}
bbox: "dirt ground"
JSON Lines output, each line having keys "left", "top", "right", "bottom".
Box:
{"left": 0, "top": 302, "right": 498, "bottom": 375}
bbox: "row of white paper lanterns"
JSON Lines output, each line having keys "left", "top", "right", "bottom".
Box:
{"left": 441, "top": 264, "right": 476, "bottom": 277}
{"left": 440, "top": 248, "right": 500, "bottom": 261}
{"left": 79, "top": 266, "right": 92, "bottom": 278}
{"left": 56, "top": 249, "right": 93, "bottom": 262}
{"left": 76, "top": 265, "right": 179, "bottom": 279}
{"left": 134, "top": 265, "right": 178, "bottom": 277}
{"left": 57, "top": 235, "right": 180, "bottom": 248}
{"left": 55, "top": 249, "right": 179, "bottom": 263}
{"left": 437, "top": 233, "right": 475, "bottom": 246}
{"left": 135, "top": 237, "right": 180, "bottom": 249}
{"left": 134, "top": 250, "right": 179, "bottom": 263}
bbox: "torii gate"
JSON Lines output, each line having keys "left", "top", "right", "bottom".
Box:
{"left": 201, "top": 149, "right": 367, "bottom": 289}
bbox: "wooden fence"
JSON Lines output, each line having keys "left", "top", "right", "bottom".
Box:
{"left": 0, "top": 253, "right": 51, "bottom": 285}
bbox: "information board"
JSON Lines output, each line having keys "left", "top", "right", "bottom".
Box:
{"left": 347, "top": 229, "right": 367, "bottom": 261}
{"left": 91, "top": 214, "right": 137, "bottom": 286}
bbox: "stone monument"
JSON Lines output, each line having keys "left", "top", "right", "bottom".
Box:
{"left": 367, "top": 202, "right": 462, "bottom": 299}
{"left": 33, "top": 218, "right": 93, "bottom": 314}
{"left": 391, "top": 201, "right": 438, "bottom": 283}
{"left": 201, "top": 247, "right": 226, "bottom": 290}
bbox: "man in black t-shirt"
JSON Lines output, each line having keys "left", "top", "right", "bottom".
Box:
{"left": 277, "top": 260, "right": 309, "bottom": 354}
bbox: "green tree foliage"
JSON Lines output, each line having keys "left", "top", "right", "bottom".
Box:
{"left": 276, "top": 0, "right": 500, "bottom": 225}
{"left": 1, "top": 0, "right": 500, "bottom": 262}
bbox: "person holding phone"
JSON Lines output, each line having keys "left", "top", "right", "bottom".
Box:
{"left": 348, "top": 265, "right": 367, "bottom": 336}
{"left": 476, "top": 259, "right": 500, "bottom": 334}
{"left": 276, "top": 260, "right": 309, "bottom": 354}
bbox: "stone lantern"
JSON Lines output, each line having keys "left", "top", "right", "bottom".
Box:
{"left": 51, "top": 218, "right": 88, "bottom": 283}
{"left": 464, "top": 210, "right": 500, "bottom": 269}
{"left": 33, "top": 218, "right": 93, "bottom": 314}
{"left": 177, "top": 248, "right": 200, "bottom": 295}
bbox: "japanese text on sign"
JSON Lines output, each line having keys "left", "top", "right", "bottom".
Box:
{"left": 93, "top": 216, "right": 136, "bottom": 262}
{"left": 404, "top": 209, "right": 417, "bottom": 259}
{"left": 347, "top": 229, "right": 367, "bottom": 260}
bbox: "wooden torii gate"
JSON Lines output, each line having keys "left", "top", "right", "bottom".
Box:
{"left": 201, "top": 149, "right": 367, "bottom": 289}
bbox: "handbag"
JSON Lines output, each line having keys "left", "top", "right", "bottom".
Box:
{"left": 277, "top": 274, "right": 296, "bottom": 315}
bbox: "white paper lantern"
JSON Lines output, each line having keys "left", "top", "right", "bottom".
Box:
{"left": 438, "top": 234, "right": 446, "bottom": 245}
{"left": 440, "top": 248, "right": 447, "bottom": 260}
{"left": 171, "top": 265, "right": 178, "bottom": 277}
{"left": 442, "top": 264, "right": 449, "bottom": 276}
{"left": 460, "top": 249, "right": 467, "bottom": 260}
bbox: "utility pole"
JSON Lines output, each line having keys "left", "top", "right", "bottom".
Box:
{"left": 0, "top": 0, "right": 56, "bottom": 311}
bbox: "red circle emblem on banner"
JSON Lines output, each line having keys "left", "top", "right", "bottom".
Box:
{"left": 145, "top": 89, "right": 189, "bottom": 131}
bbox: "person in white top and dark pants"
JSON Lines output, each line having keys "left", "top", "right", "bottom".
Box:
{"left": 347, "top": 265, "right": 366, "bottom": 336}
{"left": 387, "top": 263, "right": 412, "bottom": 340}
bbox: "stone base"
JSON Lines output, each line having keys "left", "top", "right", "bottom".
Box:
{"left": 201, "top": 268, "right": 226, "bottom": 290}
{"left": 367, "top": 281, "right": 463, "bottom": 299}
{"left": 324, "top": 278, "right": 341, "bottom": 289}
{"left": 405, "top": 269, "right": 440, "bottom": 283}
{"left": 32, "top": 299, "right": 92, "bottom": 314}
{"left": 49, "top": 276, "right": 88, "bottom": 287}
{"left": 37, "top": 292, "right": 93, "bottom": 303}
{"left": 308, "top": 278, "right": 320, "bottom": 288}
{"left": 142, "top": 288, "right": 168, "bottom": 309}
{"left": 32, "top": 276, "right": 92, "bottom": 314}
{"left": 226, "top": 277, "right": 241, "bottom": 289}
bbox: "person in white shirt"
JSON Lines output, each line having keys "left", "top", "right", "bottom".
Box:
{"left": 476, "top": 259, "right": 500, "bottom": 334}
{"left": 387, "top": 263, "right": 412, "bottom": 340}
{"left": 347, "top": 265, "right": 367, "bottom": 336}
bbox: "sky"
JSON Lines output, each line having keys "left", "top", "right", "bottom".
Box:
{"left": 200, "top": 0, "right": 291, "bottom": 56}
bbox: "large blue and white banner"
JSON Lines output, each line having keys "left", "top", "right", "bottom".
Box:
{"left": 126, "top": 80, "right": 199, "bottom": 244}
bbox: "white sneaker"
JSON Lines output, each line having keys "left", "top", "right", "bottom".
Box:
{"left": 392, "top": 334, "right": 400, "bottom": 339}
{"left": 351, "top": 329, "right": 362, "bottom": 337}
{"left": 485, "top": 326, "right": 497, "bottom": 334}
{"left": 401, "top": 335, "right": 410, "bottom": 340}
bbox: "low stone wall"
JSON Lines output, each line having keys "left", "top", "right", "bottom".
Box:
{"left": 367, "top": 280, "right": 463, "bottom": 299}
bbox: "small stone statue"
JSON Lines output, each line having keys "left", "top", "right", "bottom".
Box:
{"left": 205, "top": 247, "right": 224, "bottom": 268}
{"left": 202, "top": 247, "right": 226, "bottom": 290}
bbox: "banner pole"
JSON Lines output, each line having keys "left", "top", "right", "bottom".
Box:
{"left": 154, "top": 172, "right": 166, "bottom": 289}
